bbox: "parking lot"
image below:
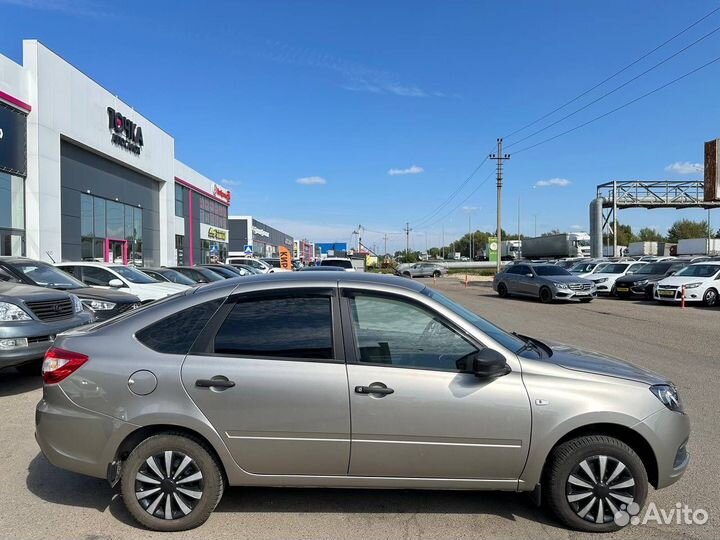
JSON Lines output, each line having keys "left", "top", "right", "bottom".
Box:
{"left": 0, "top": 278, "right": 716, "bottom": 540}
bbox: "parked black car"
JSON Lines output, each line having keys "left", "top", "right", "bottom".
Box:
{"left": 0, "top": 257, "right": 141, "bottom": 321}
{"left": 199, "top": 264, "right": 249, "bottom": 278}
{"left": 0, "top": 281, "right": 93, "bottom": 373}
{"left": 166, "top": 266, "right": 225, "bottom": 283}
{"left": 614, "top": 261, "right": 687, "bottom": 299}
{"left": 140, "top": 267, "right": 198, "bottom": 287}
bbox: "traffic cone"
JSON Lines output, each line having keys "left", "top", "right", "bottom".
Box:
{"left": 681, "top": 286, "right": 686, "bottom": 310}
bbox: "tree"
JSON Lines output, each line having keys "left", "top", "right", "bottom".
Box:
{"left": 637, "top": 227, "right": 664, "bottom": 242}
{"left": 603, "top": 223, "right": 635, "bottom": 247}
{"left": 666, "top": 219, "right": 708, "bottom": 243}
{"left": 541, "top": 229, "right": 561, "bottom": 237}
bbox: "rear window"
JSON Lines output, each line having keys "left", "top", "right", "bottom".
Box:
{"left": 135, "top": 299, "right": 223, "bottom": 354}
{"left": 321, "top": 259, "right": 352, "bottom": 269}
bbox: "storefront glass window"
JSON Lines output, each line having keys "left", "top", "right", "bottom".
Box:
{"left": 79, "top": 194, "right": 145, "bottom": 265}
{"left": 80, "top": 194, "right": 93, "bottom": 236}
{"left": 93, "top": 197, "right": 106, "bottom": 238}
{"left": 106, "top": 201, "right": 124, "bottom": 239}
{"left": 175, "top": 184, "right": 184, "bottom": 217}
{"left": 200, "top": 239, "right": 227, "bottom": 264}
{"left": 0, "top": 172, "right": 25, "bottom": 256}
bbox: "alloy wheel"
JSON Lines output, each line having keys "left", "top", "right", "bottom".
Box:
{"left": 704, "top": 288, "right": 718, "bottom": 307}
{"left": 565, "top": 455, "right": 635, "bottom": 524}
{"left": 135, "top": 451, "right": 204, "bottom": 520}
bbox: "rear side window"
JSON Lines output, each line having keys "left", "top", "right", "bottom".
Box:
{"left": 136, "top": 299, "right": 223, "bottom": 354}
{"left": 214, "top": 296, "right": 333, "bottom": 360}
{"left": 321, "top": 259, "right": 352, "bottom": 269}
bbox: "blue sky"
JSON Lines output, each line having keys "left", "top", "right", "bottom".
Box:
{"left": 1, "top": 0, "right": 719, "bottom": 252}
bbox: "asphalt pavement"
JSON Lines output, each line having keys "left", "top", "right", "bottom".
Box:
{"left": 0, "top": 278, "right": 716, "bottom": 539}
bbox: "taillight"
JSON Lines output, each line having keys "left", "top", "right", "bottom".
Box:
{"left": 42, "top": 347, "right": 88, "bottom": 385}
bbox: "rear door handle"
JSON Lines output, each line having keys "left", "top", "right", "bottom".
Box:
{"left": 355, "top": 385, "right": 394, "bottom": 395}
{"left": 196, "top": 378, "right": 235, "bottom": 389}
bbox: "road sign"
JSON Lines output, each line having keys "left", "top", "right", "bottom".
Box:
{"left": 243, "top": 244, "right": 253, "bottom": 255}
{"left": 488, "top": 237, "right": 498, "bottom": 262}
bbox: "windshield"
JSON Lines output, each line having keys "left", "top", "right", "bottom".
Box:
{"left": 422, "top": 288, "right": 533, "bottom": 356}
{"left": 321, "top": 259, "right": 353, "bottom": 269}
{"left": 675, "top": 264, "right": 720, "bottom": 278}
{"left": 263, "top": 259, "right": 281, "bottom": 268}
{"left": 597, "top": 263, "right": 629, "bottom": 274}
{"left": 110, "top": 265, "right": 159, "bottom": 284}
{"left": 11, "top": 262, "right": 86, "bottom": 289}
{"left": 635, "top": 263, "right": 671, "bottom": 275}
{"left": 570, "top": 262, "right": 595, "bottom": 273}
{"left": 157, "top": 269, "right": 197, "bottom": 286}
{"left": 533, "top": 266, "right": 571, "bottom": 276}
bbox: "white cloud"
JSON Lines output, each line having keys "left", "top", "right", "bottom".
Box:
{"left": 462, "top": 206, "right": 478, "bottom": 212}
{"left": 296, "top": 176, "right": 327, "bottom": 186}
{"left": 220, "top": 178, "right": 241, "bottom": 187}
{"left": 665, "top": 161, "right": 703, "bottom": 175}
{"left": 535, "top": 178, "right": 571, "bottom": 188}
{"left": 388, "top": 165, "right": 424, "bottom": 176}
{"left": 570, "top": 224, "right": 585, "bottom": 230}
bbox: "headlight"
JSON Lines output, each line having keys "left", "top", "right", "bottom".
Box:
{"left": 594, "top": 277, "right": 608, "bottom": 283}
{"left": 650, "top": 384, "right": 684, "bottom": 413}
{"left": 81, "top": 299, "right": 116, "bottom": 311}
{"left": 683, "top": 282, "right": 703, "bottom": 289}
{"left": 634, "top": 279, "right": 649, "bottom": 286}
{"left": 553, "top": 282, "right": 568, "bottom": 289}
{"left": 0, "top": 301, "right": 32, "bottom": 321}
{"left": 70, "top": 294, "right": 84, "bottom": 313}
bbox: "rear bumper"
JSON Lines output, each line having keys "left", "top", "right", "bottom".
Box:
{"left": 35, "top": 385, "right": 136, "bottom": 479}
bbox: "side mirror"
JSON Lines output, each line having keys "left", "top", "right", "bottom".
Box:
{"left": 108, "top": 278, "right": 124, "bottom": 288}
{"left": 458, "top": 349, "right": 511, "bottom": 378}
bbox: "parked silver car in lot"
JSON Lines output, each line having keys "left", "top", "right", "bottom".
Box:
{"left": 396, "top": 262, "right": 448, "bottom": 278}
{"left": 494, "top": 263, "right": 596, "bottom": 303}
{"left": 36, "top": 273, "right": 688, "bottom": 532}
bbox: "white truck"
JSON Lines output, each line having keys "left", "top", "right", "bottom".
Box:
{"left": 677, "top": 238, "right": 720, "bottom": 256}
{"left": 603, "top": 245, "right": 628, "bottom": 257}
{"left": 521, "top": 233, "right": 590, "bottom": 259}
{"left": 628, "top": 241, "right": 658, "bottom": 257}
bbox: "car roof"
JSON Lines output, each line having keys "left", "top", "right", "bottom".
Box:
{"left": 688, "top": 261, "right": 720, "bottom": 266}
{"left": 56, "top": 261, "right": 119, "bottom": 267}
{"left": 190, "top": 270, "right": 425, "bottom": 294}
{"left": 0, "top": 256, "right": 48, "bottom": 264}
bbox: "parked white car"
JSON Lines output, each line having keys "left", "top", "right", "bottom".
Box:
{"left": 654, "top": 261, "right": 720, "bottom": 306}
{"left": 319, "top": 257, "right": 355, "bottom": 271}
{"left": 225, "top": 257, "right": 272, "bottom": 273}
{"left": 584, "top": 261, "right": 646, "bottom": 294}
{"left": 55, "top": 262, "right": 189, "bottom": 303}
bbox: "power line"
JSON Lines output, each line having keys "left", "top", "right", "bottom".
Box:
{"left": 505, "top": 22, "right": 720, "bottom": 149}
{"left": 418, "top": 169, "right": 495, "bottom": 230}
{"left": 512, "top": 52, "right": 720, "bottom": 155}
{"left": 502, "top": 5, "right": 720, "bottom": 140}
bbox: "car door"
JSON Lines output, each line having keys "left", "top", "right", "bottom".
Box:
{"left": 79, "top": 266, "right": 120, "bottom": 289}
{"left": 501, "top": 266, "right": 521, "bottom": 293}
{"left": 181, "top": 288, "right": 351, "bottom": 476}
{"left": 341, "top": 289, "right": 531, "bottom": 481}
{"left": 510, "top": 265, "right": 532, "bottom": 295}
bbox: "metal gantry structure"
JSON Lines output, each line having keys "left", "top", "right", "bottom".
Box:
{"left": 597, "top": 179, "right": 720, "bottom": 237}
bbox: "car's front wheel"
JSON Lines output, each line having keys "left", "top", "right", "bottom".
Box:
{"left": 539, "top": 287, "right": 553, "bottom": 304}
{"left": 544, "top": 435, "right": 648, "bottom": 532}
{"left": 702, "top": 288, "right": 718, "bottom": 307}
{"left": 433, "top": 270, "right": 442, "bottom": 278}
{"left": 121, "top": 433, "right": 224, "bottom": 532}
{"left": 497, "top": 282, "right": 509, "bottom": 298}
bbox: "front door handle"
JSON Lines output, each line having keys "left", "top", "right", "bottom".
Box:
{"left": 355, "top": 385, "right": 394, "bottom": 395}
{"left": 196, "top": 378, "right": 235, "bottom": 389}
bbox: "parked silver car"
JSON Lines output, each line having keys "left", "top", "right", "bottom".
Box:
{"left": 494, "top": 263, "right": 596, "bottom": 303}
{"left": 396, "top": 262, "right": 448, "bottom": 278}
{"left": 36, "top": 273, "right": 688, "bottom": 532}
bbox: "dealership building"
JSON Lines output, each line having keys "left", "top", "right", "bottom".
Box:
{"left": 0, "top": 40, "right": 231, "bottom": 266}
{"left": 227, "top": 216, "right": 294, "bottom": 259}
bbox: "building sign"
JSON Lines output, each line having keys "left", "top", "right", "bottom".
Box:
{"left": 488, "top": 237, "right": 499, "bottom": 263}
{"left": 107, "top": 107, "right": 144, "bottom": 155}
{"left": 0, "top": 103, "right": 27, "bottom": 176}
{"left": 252, "top": 225, "right": 270, "bottom": 238}
{"left": 212, "top": 183, "right": 231, "bottom": 204}
{"left": 200, "top": 223, "right": 229, "bottom": 242}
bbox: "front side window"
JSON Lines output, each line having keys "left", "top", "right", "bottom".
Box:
{"left": 214, "top": 295, "right": 333, "bottom": 360}
{"left": 533, "top": 266, "right": 571, "bottom": 276}
{"left": 81, "top": 266, "right": 114, "bottom": 286}
{"left": 675, "top": 264, "right": 720, "bottom": 278}
{"left": 348, "top": 294, "right": 477, "bottom": 371}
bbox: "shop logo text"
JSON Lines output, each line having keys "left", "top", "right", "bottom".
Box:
{"left": 107, "top": 107, "right": 144, "bottom": 155}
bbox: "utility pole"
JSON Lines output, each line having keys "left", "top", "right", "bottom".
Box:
{"left": 490, "top": 138, "right": 510, "bottom": 273}
{"left": 383, "top": 234, "right": 388, "bottom": 256}
{"left": 468, "top": 214, "right": 472, "bottom": 260}
{"left": 441, "top": 224, "right": 445, "bottom": 260}
{"left": 404, "top": 222, "right": 412, "bottom": 260}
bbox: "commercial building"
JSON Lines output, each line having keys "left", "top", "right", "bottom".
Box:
{"left": 0, "top": 40, "right": 230, "bottom": 266}
{"left": 228, "top": 216, "right": 293, "bottom": 258}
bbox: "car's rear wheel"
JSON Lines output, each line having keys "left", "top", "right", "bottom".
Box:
{"left": 433, "top": 270, "right": 441, "bottom": 278}
{"left": 539, "top": 287, "right": 553, "bottom": 304}
{"left": 15, "top": 358, "right": 42, "bottom": 375}
{"left": 702, "top": 288, "right": 718, "bottom": 307}
{"left": 497, "top": 282, "right": 509, "bottom": 298}
{"left": 544, "top": 435, "right": 648, "bottom": 532}
{"left": 121, "top": 433, "right": 224, "bottom": 532}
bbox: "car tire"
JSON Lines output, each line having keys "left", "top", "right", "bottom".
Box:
{"left": 539, "top": 287, "right": 553, "bottom": 304}
{"left": 543, "top": 435, "right": 648, "bottom": 533}
{"left": 121, "top": 433, "right": 224, "bottom": 532}
{"left": 497, "top": 282, "right": 509, "bottom": 298}
{"left": 15, "top": 358, "right": 42, "bottom": 375}
{"left": 402, "top": 271, "right": 411, "bottom": 278}
{"left": 702, "top": 288, "right": 718, "bottom": 307}
{"left": 433, "top": 270, "right": 441, "bottom": 278}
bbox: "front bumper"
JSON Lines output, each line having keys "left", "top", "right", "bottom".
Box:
{"left": 655, "top": 288, "right": 703, "bottom": 302}
{"left": 553, "top": 288, "right": 597, "bottom": 300}
{"left": 35, "top": 384, "right": 136, "bottom": 480}
{"left": 634, "top": 407, "right": 691, "bottom": 489}
{"left": 0, "top": 313, "right": 93, "bottom": 369}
